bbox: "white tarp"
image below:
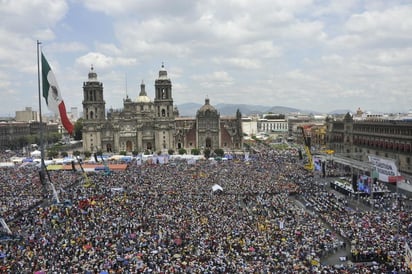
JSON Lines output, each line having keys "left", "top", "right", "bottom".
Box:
{"left": 0, "top": 162, "right": 14, "bottom": 168}
{"left": 212, "top": 184, "right": 223, "bottom": 192}
{"left": 30, "top": 150, "right": 41, "bottom": 157}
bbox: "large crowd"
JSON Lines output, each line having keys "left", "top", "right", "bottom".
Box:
{"left": 0, "top": 145, "right": 411, "bottom": 273}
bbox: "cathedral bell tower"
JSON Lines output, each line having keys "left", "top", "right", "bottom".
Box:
{"left": 153, "top": 63, "right": 175, "bottom": 151}
{"left": 154, "top": 63, "right": 173, "bottom": 118}
{"left": 82, "top": 66, "right": 106, "bottom": 152}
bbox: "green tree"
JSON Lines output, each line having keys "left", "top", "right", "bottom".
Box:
{"left": 73, "top": 150, "right": 81, "bottom": 157}
{"left": 47, "top": 132, "right": 61, "bottom": 144}
{"left": 203, "top": 148, "right": 211, "bottom": 159}
{"left": 132, "top": 150, "right": 139, "bottom": 156}
{"left": 168, "top": 149, "right": 175, "bottom": 155}
{"left": 61, "top": 151, "right": 68, "bottom": 158}
{"left": 84, "top": 151, "right": 91, "bottom": 158}
{"left": 191, "top": 148, "right": 200, "bottom": 155}
{"left": 17, "top": 136, "right": 29, "bottom": 148}
{"left": 119, "top": 151, "right": 127, "bottom": 156}
{"left": 178, "top": 148, "right": 187, "bottom": 155}
{"left": 47, "top": 149, "right": 59, "bottom": 158}
{"left": 73, "top": 118, "right": 83, "bottom": 141}
{"left": 214, "top": 148, "right": 224, "bottom": 157}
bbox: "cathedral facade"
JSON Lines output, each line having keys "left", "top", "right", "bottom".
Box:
{"left": 82, "top": 65, "right": 243, "bottom": 154}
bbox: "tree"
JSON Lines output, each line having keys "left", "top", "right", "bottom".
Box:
{"left": 214, "top": 148, "right": 224, "bottom": 157}
{"left": 73, "top": 150, "right": 81, "bottom": 157}
{"left": 168, "top": 149, "right": 175, "bottom": 155}
{"left": 178, "top": 148, "right": 187, "bottom": 155}
{"left": 17, "top": 136, "right": 29, "bottom": 148}
{"left": 61, "top": 151, "right": 68, "bottom": 158}
{"left": 203, "top": 148, "right": 211, "bottom": 159}
{"left": 73, "top": 118, "right": 83, "bottom": 141}
{"left": 119, "top": 151, "right": 127, "bottom": 156}
{"left": 83, "top": 151, "right": 91, "bottom": 158}
{"left": 47, "top": 132, "right": 61, "bottom": 144}
{"left": 47, "top": 149, "right": 59, "bottom": 159}
{"left": 191, "top": 148, "right": 200, "bottom": 155}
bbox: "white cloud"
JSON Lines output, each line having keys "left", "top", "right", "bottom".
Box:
{"left": 75, "top": 52, "right": 137, "bottom": 70}
{"left": 192, "top": 71, "right": 234, "bottom": 88}
{"left": 0, "top": 0, "right": 68, "bottom": 33}
{"left": 0, "top": 0, "right": 411, "bottom": 115}
{"left": 345, "top": 5, "right": 412, "bottom": 46}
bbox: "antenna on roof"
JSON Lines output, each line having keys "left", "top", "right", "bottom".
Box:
{"left": 125, "top": 73, "right": 128, "bottom": 99}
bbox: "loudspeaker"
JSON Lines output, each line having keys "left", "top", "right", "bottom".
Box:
{"left": 352, "top": 174, "right": 358, "bottom": 192}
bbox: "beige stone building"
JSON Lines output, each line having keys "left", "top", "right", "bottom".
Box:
{"left": 82, "top": 65, "right": 243, "bottom": 154}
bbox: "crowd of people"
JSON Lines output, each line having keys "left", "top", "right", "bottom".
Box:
{"left": 0, "top": 145, "right": 411, "bottom": 273}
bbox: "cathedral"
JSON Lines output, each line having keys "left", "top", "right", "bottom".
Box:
{"left": 82, "top": 64, "right": 243, "bottom": 154}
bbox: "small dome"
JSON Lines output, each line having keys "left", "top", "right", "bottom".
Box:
{"left": 137, "top": 95, "right": 151, "bottom": 103}
{"left": 137, "top": 81, "right": 151, "bottom": 103}
{"left": 198, "top": 98, "right": 218, "bottom": 114}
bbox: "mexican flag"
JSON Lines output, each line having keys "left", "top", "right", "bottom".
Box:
{"left": 41, "top": 53, "right": 74, "bottom": 135}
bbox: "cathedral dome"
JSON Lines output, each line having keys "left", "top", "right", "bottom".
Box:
{"left": 137, "top": 81, "right": 151, "bottom": 103}
{"left": 137, "top": 95, "right": 151, "bottom": 103}
{"left": 198, "top": 98, "right": 218, "bottom": 114}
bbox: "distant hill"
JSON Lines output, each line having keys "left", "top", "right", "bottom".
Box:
{"left": 175, "top": 103, "right": 203, "bottom": 116}
{"left": 328, "top": 109, "right": 352, "bottom": 115}
{"left": 176, "top": 103, "right": 318, "bottom": 116}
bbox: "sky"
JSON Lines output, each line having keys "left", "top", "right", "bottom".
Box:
{"left": 0, "top": 0, "right": 411, "bottom": 117}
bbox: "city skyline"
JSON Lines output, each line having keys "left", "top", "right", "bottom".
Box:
{"left": 0, "top": 0, "right": 411, "bottom": 117}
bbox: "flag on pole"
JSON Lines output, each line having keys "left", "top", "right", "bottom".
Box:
{"left": 41, "top": 53, "right": 74, "bottom": 135}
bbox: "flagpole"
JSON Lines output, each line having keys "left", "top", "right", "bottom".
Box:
{"left": 37, "top": 40, "right": 47, "bottom": 198}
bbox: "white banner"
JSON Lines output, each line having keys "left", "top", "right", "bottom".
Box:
{"left": 368, "top": 156, "right": 399, "bottom": 183}
{"left": 405, "top": 242, "right": 412, "bottom": 270}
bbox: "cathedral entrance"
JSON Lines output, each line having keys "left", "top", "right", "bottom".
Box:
{"left": 146, "top": 142, "right": 152, "bottom": 150}
{"left": 126, "top": 140, "right": 133, "bottom": 152}
{"left": 106, "top": 143, "right": 112, "bottom": 153}
{"left": 205, "top": 137, "right": 212, "bottom": 148}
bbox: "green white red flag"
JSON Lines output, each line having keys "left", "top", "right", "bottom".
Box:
{"left": 41, "top": 53, "right": 74, "bottom": 135}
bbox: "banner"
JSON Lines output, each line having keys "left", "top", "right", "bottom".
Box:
{"left": 368, "top": 156, "right": 400, "bottom": 183}
{"left": 405, "top": 242, "right": 412, "bottom": 270}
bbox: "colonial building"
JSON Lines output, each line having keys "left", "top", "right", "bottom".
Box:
{"left": 82, "top": 65, "right": 243, "bottom": 154}
{"left": 0, "top": 121, "right": 59, "bottom": 150}
{"left": 325, "top": 112, "right": 412, "bottom": 176}
{"left": 258, "top": 114, "right": 288, "bottom": 135}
